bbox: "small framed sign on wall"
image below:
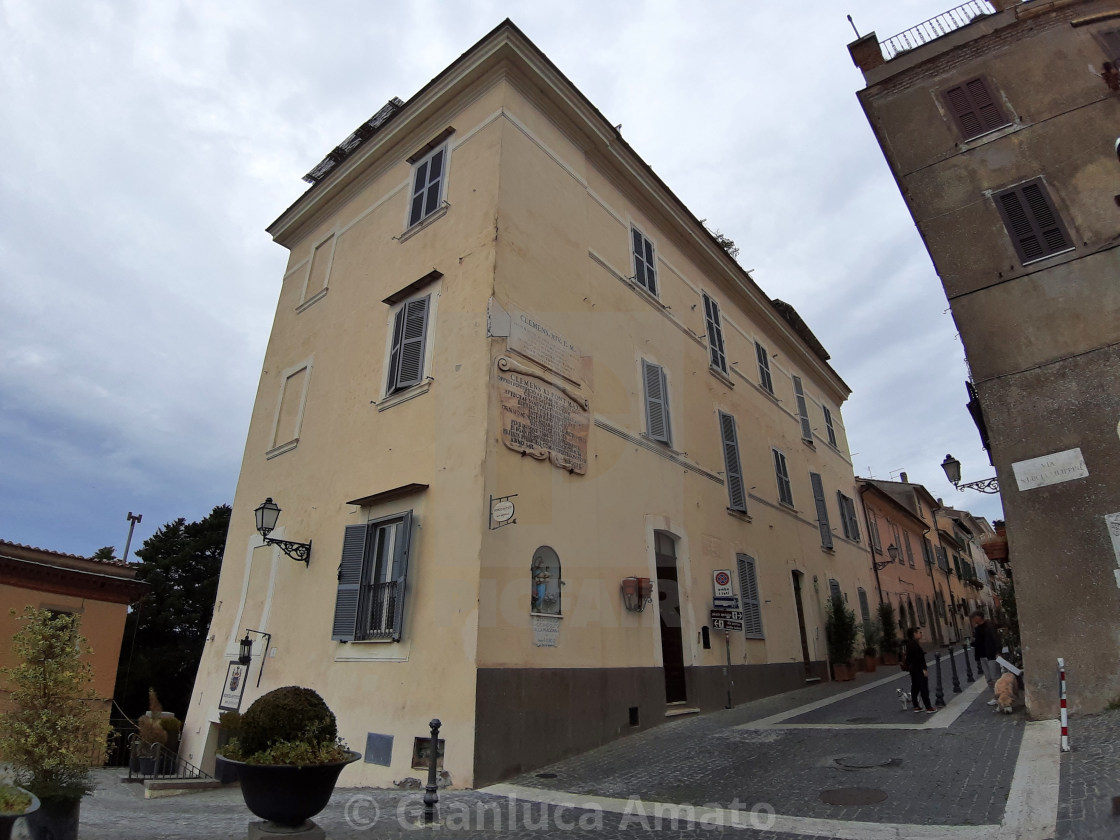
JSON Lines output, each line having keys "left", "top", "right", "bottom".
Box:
{"left": 219, "top": 661, "right": 248, "bottom": 712}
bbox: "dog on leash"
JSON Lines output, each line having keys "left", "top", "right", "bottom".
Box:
{"left": 896, "top": 688, "right": 912, "bottom": 711}
{"left": 994, "top": 672, "right": 1017, "bottom": 713}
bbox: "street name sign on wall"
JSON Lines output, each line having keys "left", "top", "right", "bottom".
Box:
{"left": 1011, "top": 447, "right": 1088, "bottom": 491}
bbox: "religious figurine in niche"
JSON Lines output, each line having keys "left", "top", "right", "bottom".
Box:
{"left": 531, "top": 555, "right": 559, "bottom": 613}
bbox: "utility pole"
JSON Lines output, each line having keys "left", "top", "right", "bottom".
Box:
{"left": 122, "top": 512, "right": 142, "bottom": 563}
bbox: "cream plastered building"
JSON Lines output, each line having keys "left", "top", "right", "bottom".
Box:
{"left": 182, "top": 20, "right": 880, "bottom": 788}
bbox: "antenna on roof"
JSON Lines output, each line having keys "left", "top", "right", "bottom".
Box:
{"left": 847, "top": 15, "right": 860, "bottom": 38}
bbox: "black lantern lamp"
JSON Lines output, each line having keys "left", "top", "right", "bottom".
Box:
{"left": 253, "top": 497, "right": 312, "bottom": 565}
{"left": 237, "top": 628, "right": 272, "bottom": 687}
{"left": 941, "top": 454, "right": 1000, "bottom": 494}
{"left": 874, "top": 543, "right": 897, "bottom": 572}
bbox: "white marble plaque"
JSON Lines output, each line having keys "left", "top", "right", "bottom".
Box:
{"left": 1011, "top": 448, "right": 1088, "bottom": 491}
{"left": 508, "top": 308, "right": 586, "bottom": 386}
{"left": 532, "top": 614, "right": 561, "bottom": 647}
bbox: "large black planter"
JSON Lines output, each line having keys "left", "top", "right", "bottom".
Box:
{"left": 224, "top": 751, "right": 360, "bottom": 827}
{"left": 213, "top": 754, "right": 240, "bottom": 783}
{"left": 24, "top": 797, "right": 79, "bottom": 840}
{"left": 0, "top": 788, "right": 39, "bottom": 840}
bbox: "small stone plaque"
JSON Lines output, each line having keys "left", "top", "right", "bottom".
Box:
{"left": 1011, "top": 448, "right": 1088, "bottom": 491}
{"left": 364, "top": 732, "right": 393, "bottom": 766}
{"left": 532, "top": 614, "right": 561, "bottom": 647}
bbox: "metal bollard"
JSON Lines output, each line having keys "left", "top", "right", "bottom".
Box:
{"left": 949, "top": 644, "right": 962, "bottom": 693}
{"left": 934, "top": 652, "right": 946, "bottom": 707}
{"left": 423, "top": 719, "right": 442, "bottom": 825}
{"left": 964, "top": 641, "right": 975, "bottom": 683}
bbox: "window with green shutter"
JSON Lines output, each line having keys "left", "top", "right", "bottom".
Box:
{"left": 718, "top": 411, "right": 746, "bottom": 513}
{"left": 810, "top": 472, "right": 832, "bottom": 549}
{"left": 331, "top": 512, "right": 413, "bottom": 642}
{"left": 386, "top": 295, "right": 430, "bottom": 394}
{"left": 642, "top": 359, "right": 672, "bottom": 445}
{"left": 737, "top": 554, "right": 764, "bottom": 639}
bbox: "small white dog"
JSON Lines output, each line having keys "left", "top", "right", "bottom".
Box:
{"left": 897, "top": 687, "right": 912, "bottom": 711}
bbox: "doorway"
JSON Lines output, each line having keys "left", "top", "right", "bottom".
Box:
{"left": 791, "top": 571, "right": 812, "bottom": 677}
{"left": 655, "top": 531, "right": 687, "bottom": 704}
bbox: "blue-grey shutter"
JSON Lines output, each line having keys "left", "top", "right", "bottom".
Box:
{"left": 409, "top": 158, "right": 429, "bottom": 226}
{"left": 858, "top": 588, "right": 871, "bottom": 624}
{"left": 424, "top": 148, "right": 444, "bottom": 217}
{"left": 704, "top": 294, "right": 726, "bottom": 373}
{"left": 719, "top": 411, "right": 746, "bottom": 512}
{"left": 810, "top": 473, "right": 832, "bottom": 548}
{"left": 737, "top": 554, "right": 764, "bottom": 639}
{"left": 793, "top": 376, "right": 813, "bottom": 441}
{"left": 828, "top": 578, "right": 842, "bottom": 602}
{"left": 823, "top": 406, "right": 836, "bottom": 447}
{"left": 389, "top": 512, "right": 413, "bottom": 642}
{"left": 332, "top": 524, "right": 368, "bottom": 641}
{"left": 847, "top": 496, "right": 861, "bottom": 542}
{"left": 755, "top": 342, "right": 773, "bottom": 393}
{"left": 922, "top": 538, "right": 934, "bottom": 567}
{"left": 643, "top": 360, "right": 670, "bottom": 444}
{"left": 393, "top": 295, "right": 429, "bottom": 391}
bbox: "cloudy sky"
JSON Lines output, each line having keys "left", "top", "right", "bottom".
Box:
{"left": 0, "top": 0, "right": 1004, "bottom": 558}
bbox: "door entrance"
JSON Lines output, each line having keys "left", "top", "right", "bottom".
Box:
{"left": 792, "top": 571, "right": 812, "bottom": 677}
{"left": 655, "top": 532, "right": 687, "bottom": 704}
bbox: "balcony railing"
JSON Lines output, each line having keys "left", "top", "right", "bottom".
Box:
{"left": 879, "top": 1, "right": 995, "bottom": 60}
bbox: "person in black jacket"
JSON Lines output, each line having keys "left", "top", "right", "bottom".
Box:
{"left": 971, "top": 610, "right": 1002, "bottom": 706}
{"left": 905, "top": 627, "right": 936, "bottom": 713}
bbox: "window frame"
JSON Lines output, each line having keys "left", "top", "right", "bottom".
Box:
{"left": 823, "top": 406, "right": 837, "bottom": 447}
{"left": 407, "top": 144, "right": 448, "bottom": 229}
{"left": 332, "top": 511, "right": 413, "bottom": 643}
{"left": 755, "top": 342, "right": 774, "bottom": 394}
{"left": 837, "top": 492, "right": 861, "bottom": 542}
{"left": 718, "top": 411, "right": 747, "bottom": 513}
{"left": 941, "top": 75, "right": 1011, "bottom": 141}
{"left": 992, "top": 178, "right": 1073, "bottom": 265}
{"left": 631, "top": 226, "right": 658, "bottom": 297}
{"left": 385, "top": 293, "right": 432, "bottom": 397}
{"left": 642, "top": 359, "right": 672, "bottom": 446}
{"left": 772, "top": 448, "right": 794, "bottom": 507}
{"left": 702, "top": 293, "right": 728, "bottom": 374}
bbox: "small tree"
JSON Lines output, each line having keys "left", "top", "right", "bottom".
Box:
{"left": 877, "top": 602, "right": 899, "bottom": 651}
{"left": 0, "top": 608, "right": 109, "bottom": 808}
{"left": 825, "top": 594, "right": 859, "bottom": 665}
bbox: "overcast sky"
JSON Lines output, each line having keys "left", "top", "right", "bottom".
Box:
{"left": 0, "top": 0, "right": 1004, "bottom": 558}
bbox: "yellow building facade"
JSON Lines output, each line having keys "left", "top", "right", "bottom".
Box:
{"left": 182, "top": 21, "right": 880, "bottom": 788}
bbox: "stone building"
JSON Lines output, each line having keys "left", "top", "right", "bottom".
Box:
{"left": 850, "top": 0, "right": 1120, "bottom": 715}
{"left": 181, "top": 20, "right": 881, "bottom": 787}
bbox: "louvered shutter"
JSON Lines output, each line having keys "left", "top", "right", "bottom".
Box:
{"left": 704, "top": 294, "right": 727, "bottom": 373}
{"left": 995, "top": 180, "right": 1071, "bottom": 263}
{"left": 846, "top": 496, "right": 860, "bottom": 542}
{"left": 389, "top": 512, "right": 413, "bottom": 642}
{"left": 643, "top": 360, "right": 671, "bottom": 444}
{"left": 755, "top": 342, "right": 773, "bottom": 393}
{"left": 836, "top": 492, "right": 850, "bottom": 539}
{"left": 737, "top": 554, "right": 764, "bottom": 639}
{"left": 409, "top": 158, "right": 429, "bottom": 226}
{"left": 332, "top": 524, "right": 368, "bottom": 641}
{"left": 793, "top": 377, "right": 813, "bottom": 441}
{"left": 718, "top": 411, "right": 746, "bottom": 512}
{"left": 424, "top": 149, "right": 444, "bottom": 217}
{"left": 858, "top": 588, "right": 871, "bottom": 624}
{"left": 904, "top": 532, "right": 915, "bottom": 566}
{"left": 388, "top": 295, "right": 429, "bottom": 392}
{"left": 810, "top": 473, "right": 833, "bottom": 548}
{"left": 944, "top": 77, "right": 1008, "bottom": 140}
{"left": 923, "top": 538, "right": 934, "bottom": 567}
{"left": 828, "top": 578, "right": 842, "bottom": 601}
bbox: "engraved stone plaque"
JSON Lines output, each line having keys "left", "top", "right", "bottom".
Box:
{"left": 496, "top": 357, "right": 588, "bottom": 474}
{"left": 507, "top": 308, "right": 587, "bottom": 386}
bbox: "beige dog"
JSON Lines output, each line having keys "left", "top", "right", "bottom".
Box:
{"left": 994, "top": 672, "right": 1017, "bottom": 713}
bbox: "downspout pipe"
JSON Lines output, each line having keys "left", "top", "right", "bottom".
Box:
{"left": 857, "top": 484, "right": 885, "bottom": 606}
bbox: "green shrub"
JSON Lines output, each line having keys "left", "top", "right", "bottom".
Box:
{"left": 221, "top": 686, "right": 342, "bottom": 765}
{"left": 877, "top": 602, "right": 898, "bottom": 648}
{"left": 825, "top": 594, "right": 859, "bottom": 664}
{"left": 218, "top": 710, "right": 243, "bottom": 734}
{"left": 0, "top": 784, "right": 32, "bottom": 814}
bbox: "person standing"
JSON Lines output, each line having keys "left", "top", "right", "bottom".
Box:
{"left": 971, "top": 610, "right": 1002, "bottom": 706}
{"left": 904, "top": 627, "right": 936, "bottom": 713}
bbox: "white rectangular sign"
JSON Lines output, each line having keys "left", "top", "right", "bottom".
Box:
{"left": 713, "top": 569, "right": 733, "bottom": 598}
{"left": 1011, "top": 448, "right": 1088, "bottom": 491}
{"left": 1104, "top": 512, "right": 1120, "bottom": 589}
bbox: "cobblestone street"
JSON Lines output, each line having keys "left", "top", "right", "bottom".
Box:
{"left": 18, "top": 658, "right": 1112, "bottom": 840}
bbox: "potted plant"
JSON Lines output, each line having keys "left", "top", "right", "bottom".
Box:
{"left": 825, "top": 594, "right": 859, "bottom": 681}
{"left": 134, "top": 713, "right": 168, "bottom": 776}
{"left": 862, "top": 621, "right": 882, "bottom": 673}
{"left": 214, "top": 711, "right": 242, "bottom": 783}
{"left": 0, "top": 784, "right": 39, "bottom": 840}
{"left": 216, "top": 686, "right": 359, "bottom": 831}
{"left": 877, "top": 602, "right": 899, "bottom": 665}
{"left": 0, "top": 608, "right": 110, "bottom": 840}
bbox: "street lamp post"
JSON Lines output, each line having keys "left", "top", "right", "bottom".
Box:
{"left": 941, "top": 454, "right": 1000, "bottom": 494}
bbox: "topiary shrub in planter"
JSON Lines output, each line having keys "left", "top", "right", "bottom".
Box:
{"left": 877, "top": 602, "right": 899, "bottom": 664}
{"left": 825, "top": 595, "right": 860, "bottom": 681}
{"left": 217, "top": 686, "right": 358, "bottom": 830}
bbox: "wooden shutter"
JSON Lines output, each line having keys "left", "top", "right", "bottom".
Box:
{"left": 828, "top": 578, "right": 842, "bottom": 601}
{"left": 923, "top": 538, "right": 934, "bottom": 567}
{"left": 823, "top": 406, "right": 836, "bottom": 446}
{"left": 846, "top": 496, "right": 860, "bottom": 542}
{"left": 643, "top": 359, "right": 671, "bottom": 444}
{"left": 389, "top": 513, "right": 413, "bottom": 642}
{"left": 388, "top": 295, "right": 429, "bottom": 392}
{"left": 943, "top": 77, "right": 1008, "bottom": 140}
{"left": 704, "top": 294, "right": 727, "bottom": 373}
{"left": 904, "top": 532, "right": 915, "bottom": 566}
{"left": 719, "top": 411, "right": 746, "bottom": 512}
{"left": 737, "top": 554, "right": 764, "bottom": 639}
{"left": 994, "top": 179, "right": 1072, "bottom": 263}
{"left": 858, "top": 588, "right": 871, "bottom": 624}
{"left": 332, "top": 524, "right": 368, "bottom": 641}
{"left": 755, "top": 342, "right": 773, "bottom": 393}
{"left": 793, "top": 376, "right": 813, "bottom": 441}
{"left": 810, "top": 473, "right": 833, "bottom": 549}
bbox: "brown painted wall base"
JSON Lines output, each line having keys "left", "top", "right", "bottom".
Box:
{"left": 473, "top": 661, "right": 826, "bottom": 786}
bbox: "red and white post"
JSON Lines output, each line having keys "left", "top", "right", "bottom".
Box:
{"left": 1058, "top": 658, "right": 1070, "bottom": 752}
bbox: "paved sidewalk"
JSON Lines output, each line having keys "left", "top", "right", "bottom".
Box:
{"left": 17, "top": 658, "right": 1111, "bottom": 840}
